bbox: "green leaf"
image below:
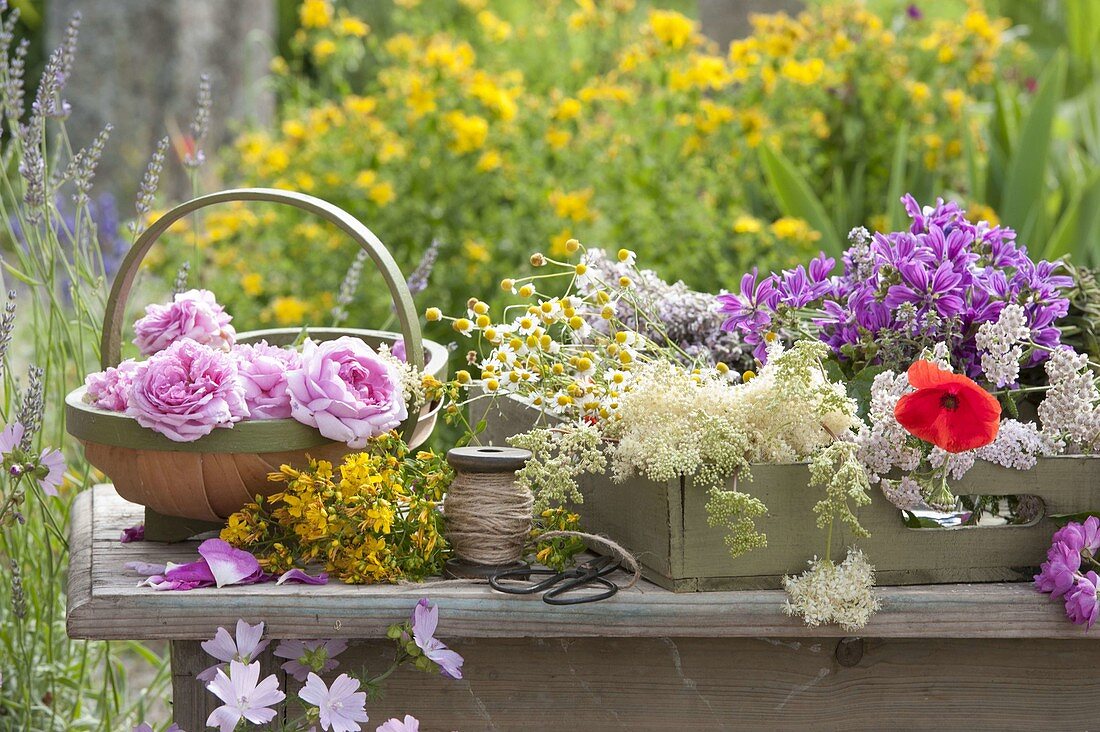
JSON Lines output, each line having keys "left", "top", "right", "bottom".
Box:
{"left": 885, "top": 123, "right": 910, "bottom": 231}
{"left": 758, "top": 143, "right": 844, "bottom": 258}
{"left": 1050, "top": 511, "right": 1100, "bottom": 528}
{"left": 1000, "top": 52, "right": 1068, "bottom": 236}
{"left": 845, "top": 364, "right": 889, "bottom": 420}
{"left": 1044, "top": 170, "right": 1100, "bottom": 261}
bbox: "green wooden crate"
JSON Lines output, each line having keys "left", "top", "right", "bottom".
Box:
{"left": 483, "top": 394, "right": 1100, "bottom": 591}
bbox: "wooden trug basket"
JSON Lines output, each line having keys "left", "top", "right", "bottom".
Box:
{"left": 65, "top": 188, "right": 448, "bottom": 539}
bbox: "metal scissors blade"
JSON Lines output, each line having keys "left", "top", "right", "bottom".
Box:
{"left": 489, "top": 555, "right": 620, "bottom": 604}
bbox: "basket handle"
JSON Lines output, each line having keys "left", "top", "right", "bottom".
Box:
{"left": 101, "top": 188, "right": 425, "bottom": 438}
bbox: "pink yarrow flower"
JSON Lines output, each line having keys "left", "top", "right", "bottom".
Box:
{"left": 199, "top": 619, "right": 270, "bottom": 682}
{"left": 232, "top": 341, "right": 301, "bottom": 419}
{"left": 411, "top": 598, "right": 464, "bottom": 680}
{"left": 377, "top": 715, "right": 420, "bottom": 732}
{"left": 133, "top": 288, "right": 235, "bottom": 356}
{"left": 298, "top": 672, "right": 370, "bottom": 732}
{"left": 127, "top": 339, "right": 249, "bottom": 442}
{"left": 83, "top": 359, "right": 141, "bottom": 412}
{"left": 287, "top": 337, "right": 408, "bottom": 448}
{"left": 206, "top": 660, "right": 285, "bottom": 732}
{"left": 274, "top": 638, "right": 348, "bottom": 682}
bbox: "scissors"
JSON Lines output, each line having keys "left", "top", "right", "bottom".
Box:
{"left": 489, "top": 555, "right": 620, "bottom": 605}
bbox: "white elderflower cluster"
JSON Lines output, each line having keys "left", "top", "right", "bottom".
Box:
{"left": 854, "top": 370, "right": 922, "bottom": 482}
{"left": 974, "top": 418, "right": 1059, "bottom": 470}
{"left": 1037, "top": 348, "right": 1100, "bottom": 451}
{"left": 879, "top": 477, "right": 922, "bottom": 510}
{"left": 976, "top": 304, "right": 1030, "bottom": 387}
{"left": 783, "top": 548, "right": 880, "bottom": 632}
{"left": 508, "top": 425, "right": 607, "bottom": 512}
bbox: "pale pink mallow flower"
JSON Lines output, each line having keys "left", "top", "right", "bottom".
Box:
{"left": 286, "top": 337, "right": 407, "bottom": 448}
{"left": 274, "top": 638, "right": 348, "bottom": 682}
{"left": 206, "top": 660, "right": 284, "bottom": 732}
{"left": 377, "top": 715, "right": 420, "bottom": 732}
{"left": 83, "top": 359, "right": 141, "bottom": 412}
{"left": 127, "top": 339, "right": 249, "bottom": 442}
{"left": 199, "top": 619, "right": 270, "bottom": 682}
{"left": 298, "top": 672, "right": 370, "bottom": 732}
{"left": 232, "top": 341, "right": 301, "bottom": 419}
{"left": 133, "top": 288, "right": 235, "bottom": 356}
{"left": 411, "top": 598, "right": 464, "bottom": 680}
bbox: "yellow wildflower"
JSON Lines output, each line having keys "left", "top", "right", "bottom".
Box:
{"left": 553, "top": 98, "right": 583, "bottom": 122}
{"left": 549, "top": 189, "right": 595, "bottom": 223}
{"left": 368, "top": 182, "right": 396, "bottom": 207}
{"left": 770, "top": 217, "right": 820, "bottom": 242}
{"left": 443, "top": 111, "right": 489, "bottom": 154}
{"left": 312, "top": 39, "right": 337, "bottom": 63}
{"left": 649, "top": 9, "right": 694, "bottom": 50}
{"left": 477, "top": 10, "right": 512, "bottom": 42}
{"left": 780, "top": 58, "right": 825, "bottom": 85}
{"left": 476, "top": 150, "right": 503, "bottom": 172}
{"left": 300, "top": 0, "right": 332, "bottom": 29}
{"left": 338, "top": 16, "right": 370, "bottom": 38}
{"left": 733, "top": 214, "right": 764, "bottom": 234}
{"left": 270, "top": 296, "right": 309, "bottom": 325}
{"left": 463, "top": 239, "right": 491, "bottom": 263}
{"left": 545, "top": 127, "right": 571, "bottom": 150}
{"left": 550, "top": 230, "right": 573, "bottom": 258}
{"left": 967, "top": 203, "right": 999, "bottom": 226}
{"left": 384, "top": 33, "right": 417, "bottom": 58}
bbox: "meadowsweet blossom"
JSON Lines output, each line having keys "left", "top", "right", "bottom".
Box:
{"left": 784, "top": 548, "right": 880, "bottom": 631}
{"left": 299, "top": 673, "right": 370, "bottom": 732}
{"left": 132, "top": 288, "right": 235, "bottom": 355}
{"left": 1037, "top": 348, "right": 1100, "bottom": 451}
{"left": 205, "top": 660, "right": 285, "bottom": 732}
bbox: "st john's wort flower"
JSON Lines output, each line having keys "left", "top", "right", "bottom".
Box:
{"left": 127, "top": 339, "right": 249, "bottom": 442}
{"left": 205, "top": 660, "right": 284, "bottom": 732}
{"left": 1065, "top": 571, "right": 1100, "bottom": 629}
{"left": 377, "top": 715, "right": 421, "bottom": 732}
{"left": 199, "top": 619, "right": 270, "bottom": 682}
{"left": 132, "top": 288, "right": 235, "bottom": 356}
{"left": 274, "top": 638, "right": 348, "bottom": 682}
{"left": 411, "top": 598, "right": 465, "bottom": 679}
{"left": 894, "top": 360, "right": 1001, "bottom": 453}
{"left": 298, "top": 672, "right": 370, "bottom": 732}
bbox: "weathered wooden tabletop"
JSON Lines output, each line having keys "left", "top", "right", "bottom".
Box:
{"left": 67, "top": 485, "right": 1100, "bottom": 731}
{"left": 70, "top": 484, "right": 1086, "bottom": 641}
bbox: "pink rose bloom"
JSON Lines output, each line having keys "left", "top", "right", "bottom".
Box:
{"left": 232, "top": 342, "right": 301, "bottom": 420}
{"left": 84, "top": 359, "right": 141, "bottom": 412}
{"left": 286, "top": 336, "right": 408, "bottom": 448}
{"left": 132, "top": 289, "right": 236, "bottom": 356}
{"left": 128, "top": 339, "right": 249, "bottom": 442}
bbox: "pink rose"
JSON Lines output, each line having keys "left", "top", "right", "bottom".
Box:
{"left": 232, "top": 341, "right": 301, "bottom": 420}
{"left": 286, "top": 337, "right": 408, "bottom": 448}
{"left": 132, "top": 289, "right": 236, "bottom": 356}
{"left": 84, "top": 359, "right": 140, "bottom": 412}
{"left": 128, "top": 340, "right": 249, "bottom": 442}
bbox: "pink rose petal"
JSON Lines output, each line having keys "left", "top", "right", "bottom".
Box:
{"left": 197, "top": 539, "right": 263, "bottom": 588}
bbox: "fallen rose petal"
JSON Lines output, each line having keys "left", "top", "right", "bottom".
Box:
{"left": 120, "top": 524, "right": 145, "bottom": 543}
{"left": 197, "top": 538, "right": 262, "bottom": 588}
{"left": 162, "top": 559, "right": 217, "bottom": 586}
{"left": 276, "top": 568, "right": 329, "bottom": 585}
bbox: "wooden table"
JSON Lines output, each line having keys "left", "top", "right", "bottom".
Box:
{"left": 69, "top": 486, "right": 1100, "bottom": 731}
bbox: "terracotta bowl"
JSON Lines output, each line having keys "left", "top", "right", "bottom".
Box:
{"left": 65, "top": 329, "right": 449, "bottom": 522}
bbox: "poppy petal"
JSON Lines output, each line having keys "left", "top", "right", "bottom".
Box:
{"left": 895, "top": 388, "right": 953, "bottom": 447}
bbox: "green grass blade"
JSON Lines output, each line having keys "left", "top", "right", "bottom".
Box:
{"left": 886, "top": 123, "right": 909, "bottom": 230}
{"left": 758, "top": 143, "right": 844, "bottom": 257}
{"left": 1001, "top": 52, "right": 1068, "bottom": 234}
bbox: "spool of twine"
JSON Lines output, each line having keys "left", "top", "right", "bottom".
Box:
{"left": 444, "top": 446, "right": 533, "bottom": 568}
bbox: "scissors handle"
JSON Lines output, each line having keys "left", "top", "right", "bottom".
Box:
{"left": 543, "top": 576, "right": 618, "bottom": 605}
{"left": 488, "top": 568, "right": 562, "bottom": 595}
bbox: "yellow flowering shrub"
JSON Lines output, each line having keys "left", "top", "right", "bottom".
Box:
{"left": 175, "top": 0, "right": 1024, "bottom": 336}
{"left": 221, "top": 433, "right": 452, "bottom": 583}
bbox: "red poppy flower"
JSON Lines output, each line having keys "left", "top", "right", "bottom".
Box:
{"left": 894, "top": 360, "right": 1001, "bottom": 453}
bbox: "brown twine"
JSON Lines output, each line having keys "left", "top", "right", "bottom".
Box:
{"left": 444, "top": 471, "right": 533, "bottom": 566}
{"left": 536, "top": 530, "right": 641, "bottom": 589}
